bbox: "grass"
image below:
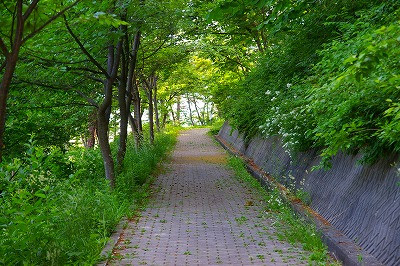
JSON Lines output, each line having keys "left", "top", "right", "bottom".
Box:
{"left": 235, "top": 216, "right": 248, "bottom": 225}
{"left": 227, "top": 155, "right": 330, "bottom": 264}
{"left": 0, "top": 129, "right": 178, "bottom": 265}
{"left": 207, "top": 119, "right": 225, "bottom": 136}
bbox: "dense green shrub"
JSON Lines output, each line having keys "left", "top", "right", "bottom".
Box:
{"left": 216, "top": 1, "right": 400, "bottom": 165}
{"left": 0, "top": 131, "right": 176, "bottom": 265}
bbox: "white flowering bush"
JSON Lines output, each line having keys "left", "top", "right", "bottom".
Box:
{"left": 217, "top": 2, "right": 400, "bottom": 166}
{"left": 259, "top": 83, "right": 315, "bottom": 153}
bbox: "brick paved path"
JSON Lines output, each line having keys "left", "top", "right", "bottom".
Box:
{"left": 109, "top": 129, "right": 309, "bottom": 265}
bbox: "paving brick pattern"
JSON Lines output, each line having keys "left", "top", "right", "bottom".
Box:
{"left": 110, "top": 129, "right": 309, "bottom": 265}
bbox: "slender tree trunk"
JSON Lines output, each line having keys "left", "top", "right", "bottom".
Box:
{"left": 171, "top": 108, "right": 176, "bottom": 123}
{"left": 84, "top": 109, "right": 97, "bottom": 148}
{"left": 86, "top": 125, "right": 96, "bottom": 148}
{"left": 162, "top": 112, "right": 168, "bottom": 128}
{"left": 0, "top": 56, "right": 19, "bottom": 159}
{"left": 201, "top": 99, "right": 207, "bottom": 125}
{"left": 97, "top": 43, "right": 121, "bottom": 188}
{"left": 186, "top": 94, "right": 194, "bottom": 126}
{"left": 153, "top": 80, "right": 160, "bottom": 132}
{"left": 128, "top": 113, "right": 140, "bottom": 150}
{"left": 132, "top": 79, "right": 142, "bottom": 150}
{"left": 0, "top": 2, "right": 24, "bottom": 161}
{"left": 205, "top": 101, "right": 210, "bottom": 124}
{"left": 97, "top": 111, "right": 115, "bottom": 187}
{"left": 210, "top": 102, "right": 215, "bottom": 122}
{"left": 133, "top": 79, "right": 142, "bottom": 134}
{"left": 254, "top": 33, "right": 264, "bottom": 53}
{"left": 128, "top": 114, "right": 138, "bottom": 133}
{"left": 127, "top": 30, "right": 141, "bottom": 148}
{"left": 176, "top": 96, "right": 181, "bottom": 125}
{"left": 192, "top": 94, "right": 204, "bottom": 125}
{"left": 145, "top": 77, "right": 154, "bottom": 145}
{"left": 117, "top": 42, "right": 128, "bottom": 168}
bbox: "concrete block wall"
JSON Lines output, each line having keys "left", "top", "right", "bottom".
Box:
{"left": 218, "top": 122, "right": 400, "bottom": 265}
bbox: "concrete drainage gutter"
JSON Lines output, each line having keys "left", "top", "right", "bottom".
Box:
{"left": 215, "top": 135, "right": 383, "bottom": 266}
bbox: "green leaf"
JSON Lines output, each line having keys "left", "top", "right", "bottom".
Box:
{"left": 34, "top": 192, "right": 46, "bottom": 199}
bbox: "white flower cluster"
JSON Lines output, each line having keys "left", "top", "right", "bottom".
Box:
{"left": 260, "top": 107, "right": 309, "bottom": 154}
{"left": 267, "top": 194, "right": 283, "bottom": 207}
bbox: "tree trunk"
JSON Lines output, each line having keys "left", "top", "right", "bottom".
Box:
{"left": 97, "top": 43, "right": 121, "bottom": 188}
{"left": 210, "top": 102, "right": 215, "bottom": 123}
{"left": 162, "top": 112, "right": 168, "bottom": 128}
{"left": 84, "top": 109, "right": 97, "bottom": 148}
{"left": 171, "top": 108, "right": 176, "bottom": 123}
{"left": 186, "top": 94, "right": 194, "bottom": 126}
{"left": 127, "top": 30, "right": 141, "bottom": 130}
{"left": 132, "top": 78, "right": 142, "bottom": 148}
{"left": 86, "top": 124, "right": 96, "bottom": 148}
{"left": 153, "top": 78, "right": 160, "bottom": 132}
{"left": 201, "top": 99, "right": 206, "bottom": 125}
{"left": 176, "top": 96, "right": 181, "bottom": 125}
{"left": 205, "top": 101, "right": 210, "bottom": 124}
{"left": 145, "top": 77, "right": 155, "bottom": 145}
{"left": 97, "top": 111, "right": 115, "bottom": 187}
{"left": 128, "top": 113, "right": 141, "bottom": 149}
{"left": 116, "top": 42, "right": 128, "bottom": 168}
{"left": 133, "top": 78, "right": 142, "bottom": 134}
{"left": 0, "top": 2, "right": 24, "bottom": 161}
{"left": 254, "top": 33, "right": 264, "bottom": 53}
{"left": 0, "top": 0, "right": 78, "bottom": 161}
{"left": 191, "top": 94, "right": 204, "bottom": 125}
{"left": 0, "top": 55, "right": 19, "bottom": 160}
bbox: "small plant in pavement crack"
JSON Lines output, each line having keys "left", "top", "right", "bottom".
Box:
{"left": 227, "top": 156, "right": 330, "bottom": 264}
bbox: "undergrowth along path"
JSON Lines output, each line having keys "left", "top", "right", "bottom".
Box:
{"left": 108, "top": 128, "right": 311, "bottom": 265}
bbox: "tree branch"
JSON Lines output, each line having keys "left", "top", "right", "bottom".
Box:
{"left": 70, "top": 71, "right": 104, "bottom": 83}
{"left": 75, "top": 90, "right": 99, "bottom": 107}
{"left": 15, "top": 78, "right": 72, "bottom": 90}
{"left": 143, "top": 37, "right": 170, "bottom": 60}
{"left": 64, "top": 16, "right": 110, "bottom": 78}
{"left": 22, "top": 0, "right": 82, "bottom": 44}
{"left": 10, "top": 4, "right": 17, "bottom": 46}
{"left": 24, "top": 52, "right": 89, "bottom": 65}
{"left": 13, "top": 0, "right": 23, "bottom": 51}
{"left": 17, "top": 102, "right": 95, "bottom": 110}
{"left": 0, "top": 37, "right": 9, "bottom": 56}
{"left": 69, "top": 67, "right": 103, "bottom": 75}
{"left": 219, "top": 52, "right": 248, "bottom": 71}
{"left": 0, "top": 61, "right": 6, "bottom": 72}
{"left": 23, "top": 0, "right": 39, "bottom": 21}
{"left": 15, "top": 78, "right": 99, "bottom": 107}
{"left": 194, "top": 31, "right": 248, "bottom": 36}
{"left": 1, "top": 1, "right": 13, "bottom": 14}
{"left": 166, "top": 92, "right": 178, "bottom": 103}
{"left": 139, "top": 74, "right": 151, "bottom": 91}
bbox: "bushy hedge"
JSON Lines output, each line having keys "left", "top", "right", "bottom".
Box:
{"left": 216, "top": 1, "right": 400, "bottom": 166}
{"left": 0, "top": 131, "right": 176, "bottom": 264}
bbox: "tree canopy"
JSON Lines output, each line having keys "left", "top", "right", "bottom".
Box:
{"left": 1, "top": 0, "right": 400, "bottom": 263}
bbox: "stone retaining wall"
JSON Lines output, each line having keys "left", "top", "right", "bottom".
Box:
{"left": 218, "top": 122, "right": 400, "bottom": 266}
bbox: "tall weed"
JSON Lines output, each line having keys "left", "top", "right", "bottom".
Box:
{"left": 0, "top": 131, "right": 176, "bottom": 264}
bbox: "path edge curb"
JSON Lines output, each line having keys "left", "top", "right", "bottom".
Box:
{"left": 97, "top": 218, "right": 128, "bottom": 266}
{"left": 214, "top": 135, "right": 383, "bottom": 266}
